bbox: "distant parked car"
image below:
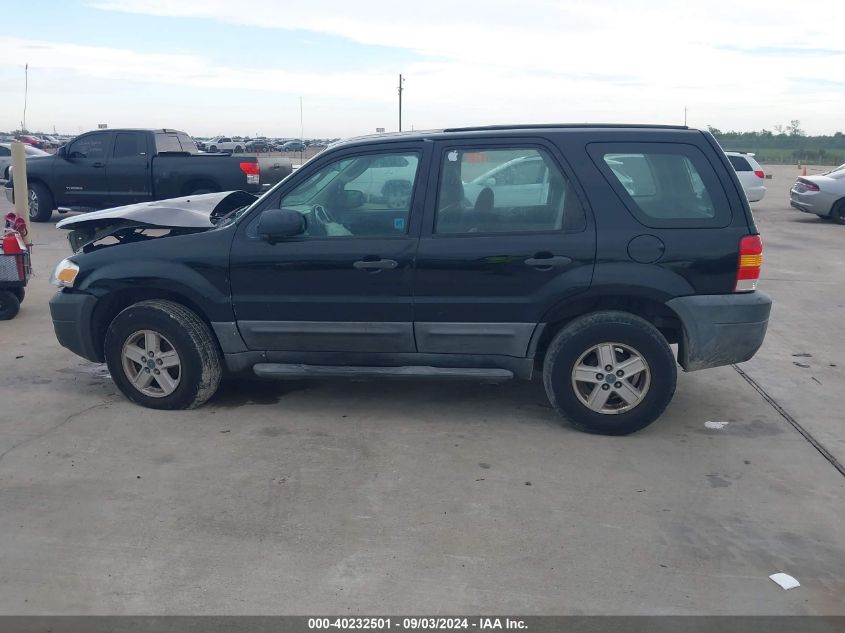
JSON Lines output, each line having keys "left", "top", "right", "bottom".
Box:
{"left": 282, "top": 140, "right": 307, "bottom": 152}
{"left": 246, "top": 139, "right": 272, "bottom": 153}
{"left": 725, "top": 152, "right": 766, "bottom": 202}
{"left": 0, "top": 142, "right": 49, "bottom": 179}
{"left": 15, "top": 134, "right": 48, "bottom": 150}
{"left": 790, "top": 164, "right": 845, "bottom": 224}
{"left": 207, "top": 137, "right": 245, "bottom": 153}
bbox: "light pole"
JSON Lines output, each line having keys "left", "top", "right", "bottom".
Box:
{"left": 22, "top": 64, "right": 28, "bottom": 132}
{"left": 398, "top": 74, "right": 405, "bottom": 132}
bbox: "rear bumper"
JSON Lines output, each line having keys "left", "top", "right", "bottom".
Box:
{"left": 49, "top": 290, "right": 102, "bottom": 362}
{"left": 790, "top": 189, "right": 835, "bottom": 216}
{"left": 666, "top": 292, "right": 772, "bottom": 371}
{"left": 745, "top": 185, "right": 766, "bottom": 202}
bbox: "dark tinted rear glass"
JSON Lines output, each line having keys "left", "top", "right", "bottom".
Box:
{"left": 589, "top": 142, "right": 732, "bottom": 229}
{"left": 727, "top": 155, "right": 752, "bottom": 171}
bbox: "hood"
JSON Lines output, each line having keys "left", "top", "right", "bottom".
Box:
{"left": 56, "top": 190, "right": 256, "bottom": 231}
{"left": 57, "top": 190, "right": 257, "bottom": 252}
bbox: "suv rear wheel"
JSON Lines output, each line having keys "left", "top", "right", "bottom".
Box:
{"left": 104, "top": 299, "right": 222, "bottom": 410}
{"left": 542, "top": 311, "right": 676, "bottom": 435}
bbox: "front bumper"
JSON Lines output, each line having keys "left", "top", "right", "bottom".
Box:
{"left": 666, "top": 292, "right": 772, "bottom": 371}
{"left": 49, "top": 290, "right": 102, "bottom": 362}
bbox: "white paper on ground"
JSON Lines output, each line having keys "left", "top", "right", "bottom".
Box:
{"left": 705, "top": 421, "right": 729, "bottom": 430}
{"left": 769, "top": 573, "right": 800, "bottom": 590}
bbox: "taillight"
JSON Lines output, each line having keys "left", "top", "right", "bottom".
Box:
{"left": 796, "top": 178, "right": 819, "bottom": 192}
{"left": 735, "top": 235, "right": 762, "bottom": 292}
{"left": 754, "top": 170, "right": 765, "bottom": 179}
{"left": 239, "top": 161, "right": 261, "bottom": 185}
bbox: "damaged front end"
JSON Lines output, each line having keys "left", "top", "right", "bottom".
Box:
{"left": 56, "top": 191, "right": 257, "bottom": 253}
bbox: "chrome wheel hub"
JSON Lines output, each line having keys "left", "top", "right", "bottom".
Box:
{"left": 121, "top": 330, "right": 181, "bottom": 398}
{"left": 571, "top": 343, "right": 651, "bottom": 414}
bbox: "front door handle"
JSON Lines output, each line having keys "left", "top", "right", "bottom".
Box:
{"left": 353, "top": 258, "right": 398, "bottom": 271}
{"left": 92, "top": 162, "right": 105, "bottom": 168}
{"left": 524, "top": 255, "right": 572, "bottom": 269}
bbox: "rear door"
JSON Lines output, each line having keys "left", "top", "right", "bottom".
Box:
{"left": 107, "top": 131, "right": 152, "bottom": 206}
{"left": 50, "top": 131, "right": 113, "bottom": 208}
{"left": 413, "top": 140, "right": 595, "bottom": 356}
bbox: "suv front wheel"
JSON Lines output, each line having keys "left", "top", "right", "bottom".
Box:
{"left": 104, "top": 299, "right": 222, "bottom": 410}
{"left": 543, "top": 311, "right": 677, "bottom": 435}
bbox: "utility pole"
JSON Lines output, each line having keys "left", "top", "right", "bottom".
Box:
{"left": 684, "top": 106, "right": 687, "bottom": 127}
{"left": 398, "top": 74, "right": 405, "bottom": 132}
{"left": 299, "top": 96, "right": 304, "bottom": 160}
{"left": 23, "top": 64, "right": 28, "bottom": 132}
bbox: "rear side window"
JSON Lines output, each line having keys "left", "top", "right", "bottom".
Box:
{"left": 727, "top": 155, "right": 752, "bottom": 171}
{"left": 113, "top": 133, "right": 146, "bottom": 158}
{"left": 435, "top": 147, "right": 586, "bottom": 235}
{"left": 589, "top": 142, "right": 732, "bottom": 228}
{"left": 156, "top": 134, "right": 184, "bottom": 153}
{"left": 177, "top": 134, "right": 198, "bottom": 153}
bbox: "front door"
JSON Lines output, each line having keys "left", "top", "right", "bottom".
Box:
{"left": 413, "top": 141, "right": 595, "bottom": 356}
{"left": 107, "top": 131, "right": 152, "bottom": 206}
{"left": 229, "top": 143, "right": 429, "bottom": 353}
{"left": 51, "top": 131, "right": 112, "bottom": 208}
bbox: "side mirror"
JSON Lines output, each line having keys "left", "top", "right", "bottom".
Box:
{"left": 484, "top": 177, "right": 497, "bottom": 187}
{"left": 258, "top": 208, "right": 305, "bottom": 242}
{"left": 57, "top": 145, "right": 67, "bottom": 157}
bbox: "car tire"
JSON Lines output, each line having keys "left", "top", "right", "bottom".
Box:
{"left": 28, "top": 182, "right": 54, "bottom": 222}
{"left": 209, "top": 145, "right": 218, "bottom": 152}
{"left": 833, "top": 200, "right": 845, "bottom": 225}
{"left": 234, "top": 146, "right": 243, "bottom": 153}
{"left": 542, "top": 311, "right": 677, "bottom": 435}
{"left": 0, "top": 290, "right": 21, "bottom": 320}
{"left": 11, "top": 287, "right": 24, "bottom": 303}
{"left": 104, "top": 299, "right": 222, "bottom": 410}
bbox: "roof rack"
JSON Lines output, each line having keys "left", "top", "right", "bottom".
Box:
{"left": 442, "top": 123, "right": 690, "bottom": 132}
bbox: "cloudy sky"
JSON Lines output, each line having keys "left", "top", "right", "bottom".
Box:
{"left": 0, "top": 0, "right": 842, "bottom": 138}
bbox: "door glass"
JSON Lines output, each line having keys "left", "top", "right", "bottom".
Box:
{"left": 68, "top": 134, "right": 108, "bottom": 159}
{"left": 113, "top": 133, "right": 145, "bottom": 158}
{"left": 278, "top": 151, "right": 420, "bottom": 237}
{"left": 435, "top": 147, "right": 584, "bottom": 234}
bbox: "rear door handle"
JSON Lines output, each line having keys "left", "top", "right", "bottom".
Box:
{"left": 524, "top": 255, "right": 572, "bottom": 269}
{"left": 353, "top": 258, "right": 398, "bottom": 271}
{"left": 92, "top": 162, "right": 105, "bottom": 168}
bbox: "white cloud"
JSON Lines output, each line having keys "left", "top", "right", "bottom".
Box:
{"left": 2, "top": 0, "right": 845, "bottom": 135}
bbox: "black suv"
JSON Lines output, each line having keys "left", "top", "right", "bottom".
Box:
{"left": 49, "top": 124, "right": 771, "bottom": 435}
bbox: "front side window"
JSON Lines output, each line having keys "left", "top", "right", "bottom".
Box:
{"left": 435, "top": 147, "right": 584, "bottom": 234}
{"left": 277, "top": 151, "right": 420, "bottom": 237}
{"left": 591, "top": 143, "right": 731, "bottom": 227}
{"left": 69, "top": 134, "right": 108, "bottom": 159}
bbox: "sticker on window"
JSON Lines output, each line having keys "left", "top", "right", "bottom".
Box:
{"left": 394, "top": 217, "right": 405, "bottom": 231}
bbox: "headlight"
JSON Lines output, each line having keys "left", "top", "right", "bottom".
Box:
{"left": 50, "top": 258, "right": 80, "bottom": 288}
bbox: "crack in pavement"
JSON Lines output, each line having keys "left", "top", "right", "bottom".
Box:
{"left": 0, "top": 400, "right": 114, "bottom": 465}
{"left": 732, "top": 364, "right": 845, "bottom": 478}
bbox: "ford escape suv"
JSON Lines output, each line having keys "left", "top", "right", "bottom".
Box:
{"left": 49, "top": 124, "right": 772, "bottom": 435}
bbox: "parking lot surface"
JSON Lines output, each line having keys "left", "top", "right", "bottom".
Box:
{"left": 0, "top": 165, "right": 842, "bottom": 614}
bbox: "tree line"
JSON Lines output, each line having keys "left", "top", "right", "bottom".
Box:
{"left": 708, "top": 121, "right": 845, "bottom": 165}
